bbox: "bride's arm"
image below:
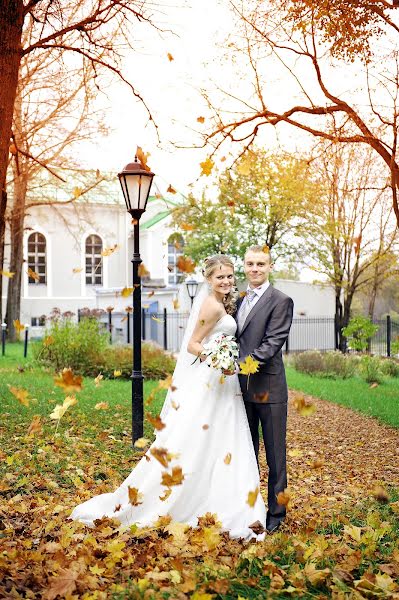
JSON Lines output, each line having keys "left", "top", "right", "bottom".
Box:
{"left": 187, "top": 298, "right": 223, "bottom": 358}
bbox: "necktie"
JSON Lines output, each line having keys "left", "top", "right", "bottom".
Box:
{"left": 238, "top": 289, "right": 256, "bottom": 333}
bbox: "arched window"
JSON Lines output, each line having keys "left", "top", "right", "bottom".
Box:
{"left": 27, "top": 232, "right": 46, "bottom": 284}
{"left": 85, "top": 234, "right": 103, "bottom": 285}
{"left": 167, "top": 234, "right": 185, "bottom": 284}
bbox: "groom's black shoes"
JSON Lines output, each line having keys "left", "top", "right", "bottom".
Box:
{"left": 266, "top": 514, "right": 284, "bottom": 533}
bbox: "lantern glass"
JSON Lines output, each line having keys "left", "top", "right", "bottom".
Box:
{"left": 186, "top": 279, "right": 198, "bottom": 299}
{"left": 118, "top": 159, "right": 154, "bottom": 215}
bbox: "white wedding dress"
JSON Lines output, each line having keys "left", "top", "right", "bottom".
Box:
{"left": 70, "top": 314, "right": 266, "bottom": 540}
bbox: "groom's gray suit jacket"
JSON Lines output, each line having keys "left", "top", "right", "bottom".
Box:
{"left": 235, "top": 285, "right": 294, "bottom": 404}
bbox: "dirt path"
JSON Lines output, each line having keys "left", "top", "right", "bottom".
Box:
{"left": 258, "top": 391, "right": 399, "bottom": 532}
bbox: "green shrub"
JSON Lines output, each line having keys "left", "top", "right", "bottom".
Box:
{"left": 379, "top": 358, "right": 399, "bottom": 378}
{"left": 35, "top": 317, "right": 175, "bottom": 379}
{"left": 391, "top": 336, "right": 399, "bottom": 357}
{"left": 92, "top": 343, "right": 176, "bottom": 380}
{"left": 35, "top": 316, "right": 109, "bottom": 373}
{"left": 342, "top": 316, "right": 379, "bottom": 352}
{"left": 359, "top": 355, "right": 384, "bottom": 384}
{"left": 322, "top": 350, "right": 357, "bottom": 379}
{"left": 291, "top": 351, "right": 325, "bottom": 375}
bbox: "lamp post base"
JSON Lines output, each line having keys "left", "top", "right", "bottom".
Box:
{"left": 131, "top": 370, "right": 144, "bottom": 443}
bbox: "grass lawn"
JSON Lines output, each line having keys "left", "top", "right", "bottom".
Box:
{"left": 286, "top": 364, "right": 399, "bottom": 428}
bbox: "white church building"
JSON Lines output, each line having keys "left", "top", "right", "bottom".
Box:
{"left": 2, "top": 169, "right": 335, "bottom": 350}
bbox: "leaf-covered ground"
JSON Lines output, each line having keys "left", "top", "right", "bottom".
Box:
{"left": 1, "top": 357, "right": 399, "bottom": 599}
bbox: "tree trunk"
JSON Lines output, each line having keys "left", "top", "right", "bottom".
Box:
{"left": 0, "top": 188, "right": 6, "bottom": 323}
{"left": 5, "top": 174, "right": 26, "bottom": 341}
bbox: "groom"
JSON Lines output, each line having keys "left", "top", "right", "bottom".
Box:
{"left": 235, "top": 245, "right": 293, "bottom": 533}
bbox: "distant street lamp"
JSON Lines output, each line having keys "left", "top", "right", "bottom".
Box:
{"left": 185, "top": 278, "right": 199, "bottom": 307}
{"left": 24, "top": 324, "right": 29, "bottom": 358}
{"left": 118, "top": 156, "right": 154, "bottom": 445}
{"left": 1, "top": 323, "right": 6, "bottom": 356}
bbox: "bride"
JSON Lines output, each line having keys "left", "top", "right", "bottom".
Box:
{"left": 70, "top": 254, "right": 266, "bottom": 540}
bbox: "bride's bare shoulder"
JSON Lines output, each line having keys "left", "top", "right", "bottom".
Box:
{"left": 198, "top": 295, "right": 224, "bottom": 320}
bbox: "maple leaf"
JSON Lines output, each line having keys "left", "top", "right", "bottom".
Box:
{"left": 371, "top": 485, "right": 389, "bottom": 503}
{"left": 27, "top": 267, "right": 40, "bottom": 281}
{"left": 94, "top": 373, "right": 103, "bottom": 387}
{"left": 292, "top": 394, "right": 316, "bottom": 416}
{"left": 95, "top": 402, "right": 109, "bottom": 410}
{"left": 101, "top": 244, "right": 118, "bottom": 257}
{"left": 8, "top": 385, "right": 30, "bottom": 407}
{"left": 180, "top": 222, "right": 195, "bottom": 231}
{"left": 89, "top": 564, "right": 106, "bottom": 575}
{"left": 172, "top": 298, "right": 180, "bottom": 310}
{"left": 197, "top": 116, "right": 205, "bottom": 123}
{"left": 43, "top": 335, "right": 54, "bottom": 347}
{"left": 167, "top": 184, "right": 177, "bottom": 194}
{"left": 224, "top": 453, "right": 232, "bottom": 465}
{"left": 159, "top": 488, "right": 172, "bottom": 501}
{"left": 0, "top": 269, "right": 15, "bottom": 278}
{"left": 151, "top": 315, "right": 164, "bottom": 323}
{"left": 249, "top": 520, "right": 265, "bottom": 535}
{"left": 27, "top": 415, "right": 42, "bottom": 436}
{"left": 136, "top": 146, "right": 151, "bottom": 171}
{"left": 158, "top": 375, "right": 177, "bottom": 391}
{"left": 121, "top": 286, "right": 133, "bottom": 297}
{"left": 166, "top": 52, "right": 174, "bottom": 61}
{"left": 138, "top": 263, "right": 150, "bottom": 278}
{"left": 161, "top": 466, "right": 185, "bottom": 487}
{"left": 49, "top": 396, "right": 78, "bottom": 420}
{"left": 200, "top": 157, "right": 215, "bottom": 177}
{"left": 253, "top": 391, "right": 269, "bottom": 402}
{"left": 239, "top": 356, "right": 260, "bottom": 376}
{"left": 276, "top": 488, "right": 290, "bottom": 506}
{"left": 150, "top": 447, "right": 173, "bottom": 468}
{"left": 13, "top": 319, "right": 25, "bottom": 334}
{"left": 176, "top": 255, "right": 196, "bottom": 274}
{"left": 113, "top": 370, "right": 122, "bottom": 377}
{"left": 247, "top": 486, "right": 259, "bottom": 507}
{"left": 236, "top": 156, "right": 252, "bottom": 176}
{"left": 44, "top": 565, "right": 80, "bottom": 600}
{"left": 146, "top": 413, "right": 166, "bottom": 431}
{"left": 304, "top": 563, "right": 331, "bottom": 586}
{"left": 128, "top": 486, "right": 143, "bottom": 506}
{"left": 54, "top": 368, "right": 83, "bottom": 393}
{"left": 72, "top": 267, "right": 83, "bottom": 273}
{"left": 134, "top": 437, "right": 150, "bottom": 449}
{"left": 73, "top": 186, "right": 83, "bottom": 199}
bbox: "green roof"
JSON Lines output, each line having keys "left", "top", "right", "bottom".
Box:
{"left": 141, "top": 210, "right": 171, "bottom": 230}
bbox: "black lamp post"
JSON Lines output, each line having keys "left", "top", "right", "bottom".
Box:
{"left": 118, "top": 156, "right": 154, "bottom": 444}
{"left": 185, "top": 278, "right": 199, "bottom": 306}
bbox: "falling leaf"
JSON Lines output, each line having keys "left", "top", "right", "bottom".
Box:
{"left": 54, "top": 369, "right": 83, "bottom": 393}
{"left": 276, "top": 488, "right": 290, "bottom": 507}
{"left": 131, "top": 218, "right": 139, "bottom": 225}
{"left": 150, "top": 447, "right": 178, "bottom": 468}
{"left": 8, "top": 386, "right": 30, "bottom": 407}
{"left": 160, "top": 488, "right": 172, "bottom": 502}
{"left": 224, "top": 453, "right": 232, "bottom": 465}
{"left": 239, "top": 291, "right": 247, "bottom": 298}
{"left": 49, "top": 396, "right": 78, "bottom": 421}
{"left": 288, "top": 448, "right": 303, "bottom": 458}
{"left": 176, "top": 255, "right": 196, "bottom": 274}
{"left": 148, "top": 290, "right": 155, "bottom": 297}
{"left": 247, "top": 487, "right": 259, "bottom": 507}
{"left": 239, "top": 356, "right": 260, "bottom": 387}
{"left": 166, "top": 52, "right": 174, "bottom": 61}
{"left": 292, "top": 394, "right": 317, "bottom": 416}
{"left": 151, "top": 315, "right": 164, "bottom": 323}
{"left": 200, "top": 157, "right": 214, "bottom": 177}
{"left": 121, "top": 287, "right": 134, "bottom": 298}
{"left": 236, "top": 156, "right": 252, "bottom": 176}
{"left": 262, "top": 245, "right": 270, "bottom": 254}
{"left": 161, "top": 466, "right": 185, "bottom": 487}
{"left": 371, "top": 485, "right": 389, "bottom": 503}
{"left": 197, "top": 116, "right": 205, "bottom": 123}
{"left": 0, "top": 269, "right": 15, "bottom": 278}
{"left": 72, "top": 267, "right": 83, "bottom": 273}
{"left": 136, "top": 146, "right": 151, "bottom": 171}
{"left": 113, "top": 370, "right": 122, "bottom": 378}
{"left": 43, "top": 335, "right": 54, "bottom": 347}
{"left": 138, "top": 263, "right": 150, "bottom": 278}
{"left": 219, "top": 374, "right": 226, "bottom": 384}
{"left": 134, "top": 437, "right": 150, "bottom": 449}
{"left": 167, "top": 184, "right": 177, "bottom": 194}
{"left": 202, "top": 424, "right": 209, "bottom": 430}
{"left": 180, "top": 222, "right": 195, "bottom": 231}
{"left": 146, "top": 413, "right": 166, "bottom": 431}
{"left": 101, "top": 244, "right": 118, "bottom": 257}
{"left": 249, "top": 520, "right": 265, "bottom": 535}
{"left": 73, "top": 187, "right": 83, "bottom": 199}
{"left": 95, "top": 402, "right": 109, "bottom": 410}
{"left": 27, "top": 415, "right": 42, "bottom": 437}
{"left": 369, "top": 382, "right": 379, "bottom": 389}
{"left": 158, "top": 375, "right": 177, "bottom": 391}
{"left": 27, "top": 267, "right": 40, "bottom": 281}
{"left": 253, "top": 391, "right": 269, "bottom": 402}
{"left": 13, "top": 319, "right": 25, "bottom": 334}
{"left": 220, "top": 156, "right": 226, "bottom": 162}
{"left": 94, "top": 374, "right": 103, "bottom": 387}
{"left": 128, "top": 486, "right": 143, "bottom": 506}
{"left": 172, "top": 298, "right": 180, "bottom": 310}
{"left": 171, "top": 400, "right": 180, "bottom": 410}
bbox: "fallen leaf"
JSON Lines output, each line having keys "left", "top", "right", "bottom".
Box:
{"left": 95, "top": 402, "right": 109, "bottom": 410}
{"left": 113, "top": 370, "right": 122, "bottom": 377}
{"left": 372, "top": 485, "right": 389, "bottom": 503}
{"left": 292, "top": 394, "right": 316, "bottom": 416}
{"left": 94, "top": 374, "right": 103, "bottom": 387}
{"left": 27, "top": 415, "right": 42, "bottom": 436}
{"left": 146, "top": 413, "right": 166, "bottom": 431}
{"left": 134, "top": 437, "right": 150, "bottom": 449}
{"left": 276, "top": 488, "right": 290, "bottom": 506}
{"left": 161, "top": 466, "right": 185, "bottom": 487}
{"left": 128, "top": 486, "right": 143, "bottom": 506}
{"left": 8, "top": 385, "right": 30, "bottom": 407}
{"left": 54, "top": 368, "right": 83, "bottom": 393}
{"left": 249, "top": 520, "right": 265, "bottom": 535}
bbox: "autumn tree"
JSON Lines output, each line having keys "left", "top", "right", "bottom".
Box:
{"left": 173, "top": 149, "right": 317, "bottom": 271}
{"left": 0, "top": 0, "right": 160, "bottom": 322}
{"left": 304, "top": 142, "right": 398, "bottom": 350}
{"left": 3, "top": 20, "right": 108, "bottom": 339}
{"left": 201, "top": 0, "right": 399, "bottom": 227}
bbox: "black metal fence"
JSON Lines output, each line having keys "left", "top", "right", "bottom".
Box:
{"left": 79, "top": 309, "right": 398, "bottom": 357}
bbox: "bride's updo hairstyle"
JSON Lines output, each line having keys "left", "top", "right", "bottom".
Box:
{"left": 202, "top": 254, "right": 238, "bottom": 315}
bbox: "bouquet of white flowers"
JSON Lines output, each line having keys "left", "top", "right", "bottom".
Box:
{"left": 201, "top": 334, "right": 239, "bottom": 372}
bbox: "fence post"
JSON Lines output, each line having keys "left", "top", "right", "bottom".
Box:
{"left": 127, "top": 311, "right": 130, "bottom": 344}
{"left": 387, "top": 314, "right": 391, "bottom": 357}
{"left": 334, "top": 314, "right": 339, "bottom": 351}
{"left": 142, "top": 308, "right": 146, "bottom": 340}
{"left": 24, "top": 326, "right": 29, "bottom": 358}
{"left": 163, "top": 308, "right": 168, "bottom": 351}
{"left": 108, "top": 311, "right": 112, "bottom": 344}
{"left": 1, "top": 323, "right": 6, "bottom": 356}
{"left": 77, "top": 308, "right": 81, "bottom": 323}
{"left": 285, "top": 334, "right": 289, "bottom": 355}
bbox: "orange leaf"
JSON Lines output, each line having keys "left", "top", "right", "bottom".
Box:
{"left": 27, "top": 267, "right": 40, "bottom": 282}
{"left": 160, "top": 488, "right": 172, "bottom": 501}
{"left": 150, "top": 447, "right": 178, "bottom": 468}
{"left": 8, "top": 385, "right": 30, "bottom": 407}
{"left": 253, "top": 391, "right": 269, "bottom": 403}
{"left": 136, "top": 146, "right": 151, "bottom": 171}
{"left": 13, "top": 319, "right": 25, "bottom": 333}
{"left": 138, "top": 263, "right": 150, "bottom": 278}
{"left": 161, "top": 466, "right": 185, "bottom": 487}
{"left": 27, "top": 415, "right": 42, "bottom": 436}
{"left": 180, "top": 222, "right": 195, "bottom": 231}
{"left": 167, "top": 52, "right": 174, "bottom": 62}
{"left": 146, "top": 413, "right": 166, "bottom": 431}
{"left": 292, "top": 394, "right": 316, "bottom": 416}
{"left": 200, "top": 157, "right": 215, "bottom": 177}
{"left": 176, "top": 255, "right": 196, "bottom": 274}
{"left": 167, "top": 184, "right": 177, "bottom": 194}
{"left": 128, "top": 486, "right": 143, "bottom": 506}
{"left": 197, "top": 116, "right": 205, "bottom": 123}
{"left": 101, "top": 244, "right": 118, "bottom": 257}
{"left": 54, "top": 368, "right": 83, "bottom": 393}
{"left": 276, "top": 488, "right": 290, "bottom": 506}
